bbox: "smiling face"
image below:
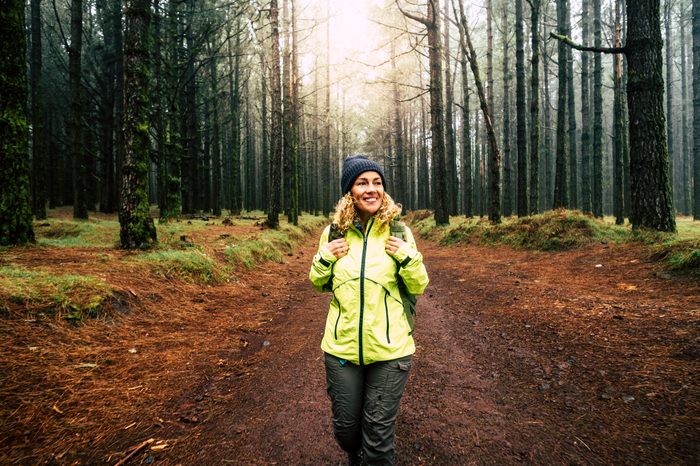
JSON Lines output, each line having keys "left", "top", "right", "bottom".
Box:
{"left": 350, "top": 170, "right": 384, "bottom": 220}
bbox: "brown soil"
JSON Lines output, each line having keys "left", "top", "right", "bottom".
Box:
{"left": 1, "top": 227, "right": 698, "bottom": 465}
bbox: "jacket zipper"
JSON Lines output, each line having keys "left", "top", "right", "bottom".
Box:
{"left": 333, "top": 294, "right": 340, "bottom": 340}
{"left": 358, "top": 219, "right": 373, "bottom": 365}
{"left": 384, "top": 290, "right": 391, "bottom": 344}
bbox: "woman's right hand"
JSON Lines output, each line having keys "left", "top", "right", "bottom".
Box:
{"left": 327, "top": 238, "right": 349, "bottom": 259}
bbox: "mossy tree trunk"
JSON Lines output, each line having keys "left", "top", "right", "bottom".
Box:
{"left": 0, "top": 0, "right": 35, "bottom": 245}
{"left": 119, "top": 0, "right": 157, "bottom": 249}
{"left": 626, "top": 0, "right": 675, "bottom": 231}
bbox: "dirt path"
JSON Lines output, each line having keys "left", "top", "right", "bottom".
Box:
{"left": 2, "top": 231, "right": 698, "bottom": 465}
{"left": 155, "top": 235, "right": 698, "bottom": 465}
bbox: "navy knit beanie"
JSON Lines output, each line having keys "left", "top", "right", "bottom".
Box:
{"left": 341, "top": 155, "right": 386, "bottom": 195}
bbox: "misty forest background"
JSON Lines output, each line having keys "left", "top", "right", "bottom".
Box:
{"left": 2, "top": 0, "right": 700, "bottom": 249}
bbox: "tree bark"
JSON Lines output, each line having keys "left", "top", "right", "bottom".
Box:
{"left": 679, "top": 0, "right": 690, "bottom": 214}
{"left": 460, "top": 46, "right": 472, "bottom": 217}
{"left": 580, "top": 0, "right": 592, "bottom": 213}
{"left": 268, "top": 0, "right": 282, "bottom": 228}
{"left": 516, "top": 0, "right": 528, "bottom": 216}
{"left": 0, "top": 0, "right": 35, "bottom": 244}
{"left": 626, "top": 0, "right": 675, "bottom": 230}
{"left": 664, "top": 0, "right": 675, "bottom": 211}
{"left": 70, "top": 0, "right": 87, "bottom": 219}
{"left": 553, "top": 0, "right": 568, "bottom": 209}
{"left": 502, "top": 3, "right": 512, "bottom": 217}
{"left": 592, "top": 0, "right": 603, "bottom": 217}
{"left": 444, "top": 0, "right": 457, "bottom": 215}
{"left": 31, "top": 0, "right": 46, "bottom": 219}
{"left": 456, "top": 0, "right": 501, "bottom": 223}
{"left": 119, "top": 0, "right": 157, "bottom": 248}
{"left": 398, "top": 0, "right": 449, "bottom": 225}
{"left": 613, "top": 5, "right": 625, "bottom": 224}
{"left": 566, "top": 3, "right": 578, "bottom": 209}
{"left": 693, "top": 0, "right": 700, "bottom": 219}
{"left": 529, "top": 0, "right": 541, "bottom": 214}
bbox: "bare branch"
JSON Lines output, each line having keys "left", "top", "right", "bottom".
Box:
{"left": 395, "top": 0, "right": 429, "bottom": 26}
{"left": 549, "top": 32, "right": 625, "bottom": 54}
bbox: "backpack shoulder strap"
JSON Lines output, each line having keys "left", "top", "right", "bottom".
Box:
{"left": 389, "top": 218, "right": 406, "bottom": 241}
{"left": 328, "top": 222, "right": 344, "bottom": 242}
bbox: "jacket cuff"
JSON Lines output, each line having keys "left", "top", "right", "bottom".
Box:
{"left": 393, "top": 243, "right": 416, "bottom": 266}
{"left": 317, "top": 244, "right": 337, "bottom": 266}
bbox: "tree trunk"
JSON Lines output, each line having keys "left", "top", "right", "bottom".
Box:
{"left": 626, "top": 0, "right": 675, "bottom": 231}
{"left": 613, "top": 5, "right": 625, "bottom": 224}
{"left": 502, "top": 3, "right": 512, "bottom": 217}
{"left": 444, "top": 0, "right": 457, "bottom": 215}
{"left": 693, "top": 0, "right": 700, "bottom": 219}
{"left": 581, "top": 0, "right": 592, "bottom": 213}
{"left": 665, "top": 0, "right": 676, "bottom": 211}
{"left": 286, "top": 0, "right": 299, "bottom": 225}
{"left": 593, "top": 0, "right": 603, "bottom": 217}
{"left": 69, "top": 0, "right": 87, "bottom": 219}
{"left": 208, "top": 41, "right": 222, "bottom": 217}
{"left": 322, "top": 4, "right": 331, "bottom": 217}
{"left": 529, "top": 0, "right": 541, "bottom": 214}
{"left": 460, "top": 46, "right": 473, "bottom": 217}
{"left": 119, "top": 0, "right": 157, "bottom": 248}
{"left": 457, "top": 0, "right": 500, "bottom": 223}
{"left": 114, "top": 0, "right": 124, "bottom": 212}
{"left": 268, "top": 0, "right": 282, "bottom": 228}
{"left": 566, "top": 4, "right": 578, "bottom": 209}
{"left": 553, "top": 0, "right": 569, "bottom": 209}
{"left": 516, "top": 0, "right": 528, "bottom": 216}
{"left": 399, "top": 0, "right": 449, "bottom": 225}
{"left": 679, "top": 0, "right": 690, "bottom": 214}
{"left": 0, "top": 0, "right": 35, "bottom": 244}
{"left": 30, "top": 0, "right": 46, "bottom": 220}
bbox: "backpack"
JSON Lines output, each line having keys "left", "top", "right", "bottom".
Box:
{"left": 327, "top": 219, "right": 417, "bottom": 334}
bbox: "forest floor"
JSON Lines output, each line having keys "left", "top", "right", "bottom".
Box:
{"left": 1, "top": 215, "right": 699, "bottom": 465}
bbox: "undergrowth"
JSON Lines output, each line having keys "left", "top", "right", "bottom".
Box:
{"left": 0, "top": 265, "right": 112, "bottom": 320}
{"left": 135, "top": 249, "right": 224, "bottom": 284}
{"left": 405, "top": 210, "right": 699, "bottom": 275}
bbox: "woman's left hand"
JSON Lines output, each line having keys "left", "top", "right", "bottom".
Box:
{"left": 385, "top": 236, "right": 406, "bottom": 257}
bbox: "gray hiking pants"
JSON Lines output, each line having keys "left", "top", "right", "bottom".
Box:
{"left": 324, "top": 353, "right": 412, "bottom": 466}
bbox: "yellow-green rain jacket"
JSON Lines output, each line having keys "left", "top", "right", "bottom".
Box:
{"left": 309, "top": 218, "right": 429, "bottom": 365}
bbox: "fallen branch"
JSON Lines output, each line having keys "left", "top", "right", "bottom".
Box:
{"left": 114, "top": 438, "right": 154, "bottom": 466}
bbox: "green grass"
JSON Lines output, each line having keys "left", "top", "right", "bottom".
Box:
{"left": 408, "top": 210, "right": 700, "bottom": 275}
{"left": 135, "top": 249, "right": 225, "bottom": 283}
{"left": 0, "top": 265, "right": 112, "bottom": 320}
{"left": 34, "top": 219, "right": 121, "bottom": 248}
{"left": 224, "top": 217, "right": 327, "bottom": 269}
{"left": 410, "top": 209, "right": 627, "bottom": 251}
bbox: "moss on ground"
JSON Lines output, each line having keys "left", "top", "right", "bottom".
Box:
{"left": 0, "top": 265, "right": 112, "bottom": 320}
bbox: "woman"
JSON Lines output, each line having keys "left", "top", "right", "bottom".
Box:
{"left": 309, "top": 155, "right": 429, "bottom": 465}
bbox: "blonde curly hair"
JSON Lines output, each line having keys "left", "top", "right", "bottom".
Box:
{"left": 332, "top": 191, "right": 402, "bottom": 233}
